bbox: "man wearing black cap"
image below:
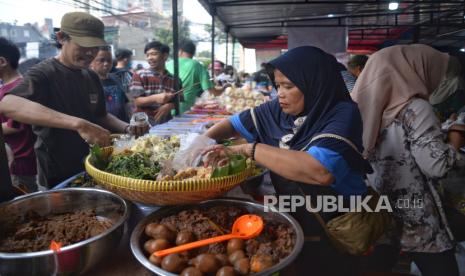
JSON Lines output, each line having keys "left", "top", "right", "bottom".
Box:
{"left": 0, "top": 12, "right": 148, "bottom": 188}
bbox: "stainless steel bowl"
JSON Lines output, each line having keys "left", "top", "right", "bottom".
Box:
{"left": 130, "top": 198, "right": 304, "bottom": 276}
{"left": 0, "top": 188, "right": 129, "bottom": 276}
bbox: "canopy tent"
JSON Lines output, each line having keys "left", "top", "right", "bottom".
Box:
{"left": 197, "top": 0, "right": 465, "bottom": 53}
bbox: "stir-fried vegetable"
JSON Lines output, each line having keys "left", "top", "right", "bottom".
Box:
{"left": 106, "top": 152, "right": 160, "bottom": 180}
{"left": 90, "top": 135, "right": 248, "bottom": 181}
{"left": 89, "top": 145, "right": 110, "bottom": 170}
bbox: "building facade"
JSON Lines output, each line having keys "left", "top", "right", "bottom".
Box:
{"left": 0, "top": 22, "right": 56, "bottom": 59}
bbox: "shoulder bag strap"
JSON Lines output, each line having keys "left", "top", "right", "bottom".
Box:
{"left": 302, "top": 133, "right": 362, "bottom": 155}
{"left": 298, "top": 133, "right": 363, "bottom": 239}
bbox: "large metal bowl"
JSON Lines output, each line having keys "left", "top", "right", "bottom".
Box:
{"left": 0, "top": 188, "right": 129, "bottom": 276}
{"left": 130, "top": 198, "right": 304, "bottom": 276}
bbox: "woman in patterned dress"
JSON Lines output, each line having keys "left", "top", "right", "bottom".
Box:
{"left": 352, "top": 44, "right": 465, "bottom": 276}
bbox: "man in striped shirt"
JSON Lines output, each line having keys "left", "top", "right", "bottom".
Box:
{"left": 130, "top": 41, "right": 180, "bottom": 125}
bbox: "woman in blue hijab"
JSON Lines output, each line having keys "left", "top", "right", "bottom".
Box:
{"left": 203, "top": 46, "right": 371, "bottom": 275}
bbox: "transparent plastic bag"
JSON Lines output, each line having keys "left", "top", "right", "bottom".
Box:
{"left": 172, "top": 133, "right": 216, "bottom": 171}
{"left": 112, "top": 134, "right": 135, "bottom": 155}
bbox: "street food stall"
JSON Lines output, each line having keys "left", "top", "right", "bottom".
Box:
{"left": 0, "top": 99, "right": 280, "bottom": 275}
{"left": 2, "top": 0, "right": 465, "bottom": 275}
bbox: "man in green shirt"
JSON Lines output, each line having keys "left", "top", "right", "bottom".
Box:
{"left": 166, "top": 40, "right": 216, "bottom": 114}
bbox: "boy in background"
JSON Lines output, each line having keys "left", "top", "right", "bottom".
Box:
{"left": 91, "top": 46, "right": 129, "bottom": 122}
{"left": 130, "top": 41, "right": 179, "bottom": 125}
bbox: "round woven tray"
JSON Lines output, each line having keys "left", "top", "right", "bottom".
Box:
{"left": 84, "top": 147, "right": 253, "bottom": 205}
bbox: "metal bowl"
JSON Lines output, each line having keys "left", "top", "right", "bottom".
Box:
{"left": 130, "top": 198, "right": 304, "bottom": 276}
{"left": 0, "top": 188, "right": 129, "bottom": 276}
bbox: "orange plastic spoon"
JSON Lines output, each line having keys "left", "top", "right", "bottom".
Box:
{"left": 153, "top": 214, "right": 264, "bottom": 258}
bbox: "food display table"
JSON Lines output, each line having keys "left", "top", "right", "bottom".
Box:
{"left": 49, "top": 112, "right": 275, "bottom": 275}
{"left": 51, "top": 182, "right": 271, "bottom": 275}
{"left": 149, "top": 114, "right": 230, "bottom": 137}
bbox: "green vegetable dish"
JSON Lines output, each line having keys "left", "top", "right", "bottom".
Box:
{"left": 106, "top": 152, "right": 161, "bottom": 180}
{"left": 89, "top": 135, "right": 250, "bottom": 181}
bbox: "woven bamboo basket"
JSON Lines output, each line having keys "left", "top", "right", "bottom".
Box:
{"left": 84, "top": 147, "right": 253, "bottom": 205}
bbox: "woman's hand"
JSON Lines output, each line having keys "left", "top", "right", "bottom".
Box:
{"left": 201, "top": 143, "right": 253, "bottom": 166}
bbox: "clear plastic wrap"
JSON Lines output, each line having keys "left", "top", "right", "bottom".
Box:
{"left": 112, "top": 134, "right": 135, "bottom": 155}
{"left": 172, "top": 133, "right": 216, "bottom": 171}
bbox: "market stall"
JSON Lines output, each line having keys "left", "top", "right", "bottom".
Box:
{"left": 0, "top": 98, "right": 278, "bottom": 275}
{"left": 2, "top": 1, "right": 465, "bottom": 275}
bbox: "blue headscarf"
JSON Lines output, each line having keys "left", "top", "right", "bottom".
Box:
{"left": 239, "top": 46, "right": 372, "bottom": 174}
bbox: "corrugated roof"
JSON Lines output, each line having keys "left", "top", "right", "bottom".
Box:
{"left": 198, "top": 0, "right": 465, "bottom": 51}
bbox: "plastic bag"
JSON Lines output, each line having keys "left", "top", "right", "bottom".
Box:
{"left": 172, "top": 133, "right": 216, "bottom": 171}
{"left": 112, "top": 134, "right": 135, "bottom": 155}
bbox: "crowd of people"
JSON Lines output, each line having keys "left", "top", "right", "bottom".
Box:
{"left": 1, "top": 11, "right": 465, "bottom": 276}
{"left": 0, "top": 12, "right": 149, "bottom": 191}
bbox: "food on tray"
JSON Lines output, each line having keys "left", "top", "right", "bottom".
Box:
{"left": 220, "top": 87, "right": 266, "bottom": 114}
{"left": 131, "top": 135, "right": 180, "bottom": 165}
{"left": 90, "top": 135, "right": 248, "bottom": 181}
{"left": 158, "top": 167, "right": 214, "bottom": 181}
{"left": 107, "top": 152, "right": 160, "bottom": 180}
{"left": 0, "top": 210, "right": 112, "bottom": 253}
{"left": 224, "top": 86, "right": 233, "bottom": 96}
{"left": 142, "top": 206, "right": 295, "bottom": 275}
{"left": 193, "top": 100, "right": 221, "bottom": 110}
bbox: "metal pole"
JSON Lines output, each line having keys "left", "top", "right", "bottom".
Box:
{"left": 172, "top": 0, "right": 180, "bottom": 115}
{"left": 413, "top": 3, "right": 420, "bottom": 43}
{"left": 211, "top": 7, "right": 216, "bottom": 78}
{"left": 0, "top": 127, "right": 14, "bottom": 202}
{"left": 232, "top": 37, "right": 236, "bottom": 69}
{"left": 225, "top": 32, "right": 229, "bottom": 66}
